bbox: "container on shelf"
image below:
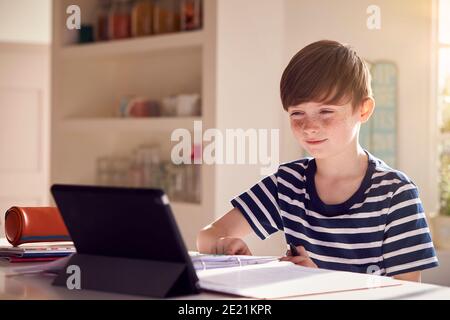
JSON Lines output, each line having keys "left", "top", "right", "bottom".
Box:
{"left": 109, "top": 0, "right": 132, "bottom": 40}
{"left": 180, "top": 0, "right": 202, "bottom": 31}
{"left": 165, "top": 161, "right": 200, "bottom": 203}
{"left": 131, "top": 0, "right": 154, "bottom": 37}
{"left": 161, "top": 96, "right": 178, "bottom": 117}
{"left": 152, "top": 0, "right": 181, "bottom": 35}
{"left": 95, "top": 144, "right": 201, "bottom": 203}
{"left": 112, "top": 157, "right": 131, "bottom": 186}
{"left": 171, "top": 164, "right": 188, "bottom": 201}
{"left": 96, "top": 156, "right": 113, "bottom": 186}
{"left": 96, "top": 156, "right": 131, "bottom": 186}
{"left": 161, "top": 93, "right": 201, "bottom": 117}
{"left": 128, "top": 150, "right": 144, "bottom": 187}
{"left": 136, "top": 145, "right": 161, "bottom": 188}
{"left": 118, "top": 96, "right": 161, "bottom": 118}
{"left": 96, "top": 0, "right": 112, "bottom": 41}
{"left": 78, "top": 24, "right": 95, "bottom": 43}
{"left": 176, "top": 93, "right": 201, "bottom": 116}
{"left": 191, "top": 143, "right": 202, "bottom": 203}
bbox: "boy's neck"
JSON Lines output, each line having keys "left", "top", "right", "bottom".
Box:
{"left": 314, "top": 145, "right": 368, "bottom": 180}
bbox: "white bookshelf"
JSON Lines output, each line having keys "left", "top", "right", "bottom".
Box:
{"left": 51, "top": 0, "right": 285, "bottom": 254}
{"left": 51, "top": 0, "right": 216, "bottom": 250}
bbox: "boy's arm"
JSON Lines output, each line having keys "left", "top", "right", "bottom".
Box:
{"left": 393, "top": 271, "right": 421, "bottom": 282}
{"left": 196, "top": 207, "right": 253, "bottom": 254}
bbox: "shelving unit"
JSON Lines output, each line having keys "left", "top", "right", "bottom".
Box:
{"left": 51, "top": 0, "right": 216, "bottom": 249}
{"left": 51, "top": 0, "right": 285, "bottom": 253}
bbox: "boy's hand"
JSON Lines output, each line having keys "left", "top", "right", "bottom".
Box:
{"left": 215, "top": 237, "right": 252, "bottom": 255}
{"left": 279, "top": 245, "right": 318, "bottom": 268}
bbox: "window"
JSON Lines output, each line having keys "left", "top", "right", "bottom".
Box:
{"left": 438, "top": 0, "right": 450, "bottom": 215}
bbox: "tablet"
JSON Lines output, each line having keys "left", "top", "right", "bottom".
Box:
{"left": 50, "top": 184, "right": 199, "bottom": 296}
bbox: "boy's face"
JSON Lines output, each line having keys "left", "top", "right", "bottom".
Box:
{"left": 288, "top": 101, "right": 362, "bottom": 159}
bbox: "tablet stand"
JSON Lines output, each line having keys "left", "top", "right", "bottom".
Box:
{"left": 52, "top": 253, "right": 200, "bottom": 298}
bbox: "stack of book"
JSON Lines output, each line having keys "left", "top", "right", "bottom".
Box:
{"left": 0, "top": 238, "right": 75, "bottom": 263}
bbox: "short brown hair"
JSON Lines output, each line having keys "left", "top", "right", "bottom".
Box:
{"left": 280, "top": 40, "right": 372, "bottom": 112}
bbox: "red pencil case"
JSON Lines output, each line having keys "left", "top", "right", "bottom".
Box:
{"left": 4, "top": 206, "right": 71, "bottom": 246}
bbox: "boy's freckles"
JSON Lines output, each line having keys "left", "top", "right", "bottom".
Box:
{"left": 290, "top": 112, "right": 345, "bottom": 134}
{"left": 289, "top": 103, "right": 360, "bottom": 155}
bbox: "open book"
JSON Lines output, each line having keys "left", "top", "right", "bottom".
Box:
{"left": 197, "top": 261, "right": 403, "bottom": 299}
{"left": 188, "top": 251, "right": 278, "bottom": 271}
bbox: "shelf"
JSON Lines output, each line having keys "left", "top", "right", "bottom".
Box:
{"left": 60, "top": 30, "right": 205, "bottom": 59}
{"left": 60, "top": 117, "right": 202, "bottom": 133}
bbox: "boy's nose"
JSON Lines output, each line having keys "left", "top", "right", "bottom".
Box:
{"left": 302, "top": 118, "right": 320, "bottom": 134}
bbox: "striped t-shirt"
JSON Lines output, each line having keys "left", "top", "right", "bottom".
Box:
{"left": 231, "top": 150, "right": 439, "bottom": 276}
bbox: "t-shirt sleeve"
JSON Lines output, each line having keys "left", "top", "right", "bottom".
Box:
{"left": 230, "top": 173, "right": 283, "bottom": 240}
{"left": 382, "top": 182, "right": 439, "bottom": 276}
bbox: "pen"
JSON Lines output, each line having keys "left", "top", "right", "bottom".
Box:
{"left": 289, "top": 242, "right": 300, "bottom": 257}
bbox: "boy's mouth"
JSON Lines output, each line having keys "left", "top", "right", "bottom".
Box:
{"left": 305, "top": 139, "right": 327, "bottom": 145}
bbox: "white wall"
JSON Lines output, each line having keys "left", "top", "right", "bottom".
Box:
{"left": 0, "top": 0, "right": 51, "bottom": 43}
{"left": 214, "top": 0, "right": 287, "bottom": 255}
{"left": 284, "top": 0, "right": 438, "bottom": 216}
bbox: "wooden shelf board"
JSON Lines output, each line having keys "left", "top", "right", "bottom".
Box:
{"left": 60, "top": 30, "right": 205, "bottom": 59}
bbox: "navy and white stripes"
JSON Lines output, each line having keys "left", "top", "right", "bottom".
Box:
{"left": 231, "top": 150, "right": 438, "bottom": 276}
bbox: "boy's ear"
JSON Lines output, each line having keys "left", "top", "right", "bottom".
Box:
{"left": 359, "top": 97, "right": 375, "bottom": 123}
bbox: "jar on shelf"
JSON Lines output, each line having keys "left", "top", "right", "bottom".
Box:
{"left": 180, "top": 0, "right": 202, "bottom": 31}
{"left": 128, "top": 150, "right": 144, "bottom": 187}
{"left": 152, "top": 0, "right": 181, "bottom": 35}
{"left": 96, "top": 156, "right": 113, "bottom": 186}
{"left": 131, "top": 0, "right": 153, "bottom": 37}
{"left": 96, "top": 0, "right": 112, "bottom": 41}
{"left": 111, "top": 157, "right": 131, "bottom": 186}
{"left": 137, "top": 145, "right": 161, "bottom": 188}
{"left": 109, "top": 0, "right": 132, "bottom": 40}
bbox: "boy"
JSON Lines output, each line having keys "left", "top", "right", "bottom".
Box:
{"left": 196, "top": 40, "right": 438, "bottom": 282}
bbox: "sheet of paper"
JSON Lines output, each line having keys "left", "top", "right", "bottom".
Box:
{"left": 3, "top": 254, "right": 73, "bottom": 276}
{"left": 197, "top": 261, "right": 402, "bottom": 299}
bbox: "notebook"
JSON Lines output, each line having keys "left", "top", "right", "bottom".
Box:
{"left": 197, "top": 261, "right": 403, "bottom": 299}
{"left": 0, "top": 238, "right": 75, "bottom": 260}
{"left": 189, "top": 251, "right": 278, "bottom": 270}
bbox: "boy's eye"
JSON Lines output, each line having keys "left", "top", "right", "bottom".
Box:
{"left": 320, "top": 110, "right": 334, "bottom": 114}
{"left": 290, "top": 111, "right": 304, "bottom": 116}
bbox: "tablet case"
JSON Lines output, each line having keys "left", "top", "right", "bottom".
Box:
{"left": 50, "top": 184, "right": 200, "bottom": 298}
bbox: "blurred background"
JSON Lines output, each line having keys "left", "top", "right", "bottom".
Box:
{"left": 0, "top": 0, "right": 449, "bottom": 285}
